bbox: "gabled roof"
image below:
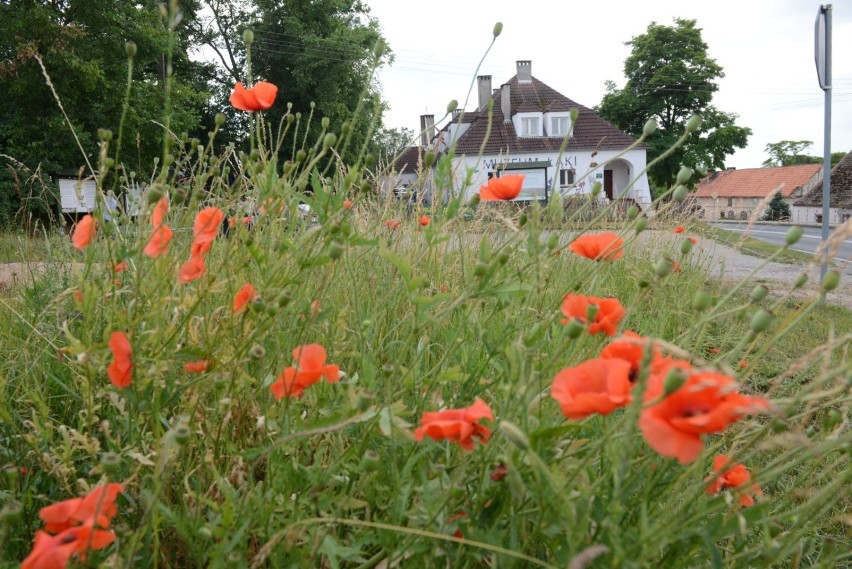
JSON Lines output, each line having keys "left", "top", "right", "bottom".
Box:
{"left": 794, "top": 152, "right": 852, "bottom": 208}
{"left": 694, "top": 165, "right": 822, "bottom": 198}
{"left": 450, "top": 75, "right": 641, "bottom": 155}
{"left": 392, "top": 146, "right": 424, "bottom": 174}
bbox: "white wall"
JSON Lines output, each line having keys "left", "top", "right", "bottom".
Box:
{"left": 453, "top": 148, "right": 652, "bottom": 209}
{"left": 791, "top": 206, "right": 849, "bottom": 224}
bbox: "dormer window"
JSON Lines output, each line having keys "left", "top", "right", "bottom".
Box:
{"left": 551, "top": 117, "right": 571, "bottom": 137}
{"left": 521, "top": 117, "right": 540, "bottom": 137}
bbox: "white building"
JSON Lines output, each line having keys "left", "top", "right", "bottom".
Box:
{"left": 792, "top": 152, "right": 852, "bottom": 225}
{"left": 388, "top": 60, "right": 652, "bottom": 210}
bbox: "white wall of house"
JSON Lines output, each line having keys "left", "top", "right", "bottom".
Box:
{"left": 453, "top": 148, "right": 652, "bottom": 209}
{"left": 791, "top": 206, "right": 850, "bottom": 224}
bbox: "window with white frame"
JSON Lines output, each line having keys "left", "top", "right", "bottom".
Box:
{"left": 551, "top": 117, "right": 571, "bottom": 137}
{"left": 559, "top": 169, "right": 575, "bottom": 187}
{"left": 521, "top": 117, "right": 540, "bottom": 137}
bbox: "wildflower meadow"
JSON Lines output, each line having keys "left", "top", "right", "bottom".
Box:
{"left": 0, "top": 10, "right": 850, "bottom": 569}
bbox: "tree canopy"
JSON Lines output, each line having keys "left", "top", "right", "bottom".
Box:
{"left": 597, "top": 19, "right": 751, "bottom": 191}
{"left": 763, "top": 140, "right": 846, "bottom": 168}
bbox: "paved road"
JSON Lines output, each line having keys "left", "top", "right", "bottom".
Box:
{"left": 711, "top": 222, "right": 852, "bottom": 264}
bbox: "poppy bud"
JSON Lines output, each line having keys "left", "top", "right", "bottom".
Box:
{"left": 499, "top": 421, "right": 530, "bottom": 450}
{"left": 635, "top": 217, "right": 648, "bottom": 233}
{"left": 590, "top": 182, "right": 602, "bottom": 197}
{"left": 565, "top": 317, "right": 585, "bottom": 338}
{"left": 381, "top": 364, "right": 395, "bottom": 377}
{"left": 340, "top": 121, "right": 351, "bottom": 136}
{"left": 785, "top": 226, "right": 804, "bottom": 245}
{"left": 643, "top": 118, "right": 658, "bottom": 137}
{"left": 663, "top": 368, "right": 687, "bottom": 397}
{"left": 672, "top": 185, "right": 687, "bottom": 202}
{"left": 163, "top": 154, "right": 174, "bottom": 167}
{"left": 364, "top": 154, "right": 376, "bottom": 168}
{"left": 750, "top": 285, "right": 769, "bottom": 303}
{"left": 447, "top": 99, "right": 458, "bottom": 113}
{"left": 493, "top": 22, "right": 503, "bottom": 37}
{"left": 243, "top": 29, "right": 254, "bottom": 45}
{"left": 329, "top": 241, "right": 344, "bottom": 260}
{"left": 750, "top": 308, "right": 774, "bottom": 333}
{"left": 676, "top": 166, "right": 693, "bottom": 185}
{"left": 424, "top": 151, "right": 436, "bottom": 167}
{"left": 173, "top": 425, "right": 191, "bottom": 445}
{"left": 585, "top": 303, "right": 599, "bottom": 321}
{"left": 1, "top": 501, "right": 22, "bottom": 524}
{"left": 569, "top": 108, "right": 579, "bottom": 122}
{"left": 685, "top": 114, "right": 703, "bottom": 133}
{"left": 373, "top": 39, "right": 386, "bottom": 58}
{"left": 321, "top": 117, "right": 330, "bottom": 128}
{"left": 518, "top": 213, "right": 527, "bottom": 226}
{"left": 198, "top": 527, "right": 213, "bottom": 540}
{"left": 680, "top": 239, "right": 693, "bottom": 255}
{"left": 323, "top": 133, "right": 337, "bottom": 150}
{"left": 296, "top": 149, "right": 307, "bottom": 162}
{"left": 125, "top": 41, "right": 137, "bottom": 58}
{"left": 214, "top": 112, "right": 226, "bottom": 127}
{"left": 654, "top": 257, "right": 675, "bottom": 278}
{"left": 250, "top": 344, "right": 266, "bottom": 359}
{"left": 286, "top": 114, "right": 295, "bottom": 124}
{"left": 355, "top": 390, "right": 375, "bottom": 412}
{"left": 546, "top": 233, "right": 558, "bottom": 250}
{"left": 627, "top": 205, "right": 639, "bottom": 220}
{"left": 360, "top": 450, "right": 381, "bottom": 471}
{"left": 100, "top": 452, "right": 121, "bottom": 474}
{"left": 821, "top": 270, "right": 841, "bottom": 292}
{"left": 98, "top": 128, "right": 113, "bottom": 142}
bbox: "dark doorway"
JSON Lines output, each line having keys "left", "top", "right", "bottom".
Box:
{"left": 604, "top": 170, "right": 614, "bottom": 200}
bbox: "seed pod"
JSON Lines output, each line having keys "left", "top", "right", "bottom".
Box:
{"left": 250, "top": 344, "right": 266, "bottom": 359}
{"left": 643, "top": 118, "right": 658, "bottom": 136}
{"left": 654, "top": 257, "right": 675, "bottom": 278}
{"left": 215, "top": 113, "right": 226, "bottom": 127}
{"left": 499, "top": 421, "right": 530, "bottom": 450}
{"left": 424, "top": 151, "right": 436, "bottom": 167}
{"left": 627, "top": 205, "right": 640, "bottom": 220}
{"left": 323, "top": 133, "right": 337, "bottom": 149}
{"left": 125, "top": 41, "right": 137, "bottom": 58}
{"left": 676, "top": 166, "right": 693, "bottom": 185}
{"left": 680, "top": 239, "right": 693, "bottom": 255}
{"left": 546, "top": 233, "right": 558, "bottom": 250}
{"left": 173, "top": 425, "right": 191, "bottom": 445}
{"left": 447, "top": 99, "right": 458, "bottom": 113}
{"left": 685, "top": 114, "right": 703, "bottom": 133}
{"left": 821, "top": 270, "right": 841, "bottom": 291}
{"left": 585, "top": 303, "right": 600, "bottom": 321}
{"left": 672, "top": 185, "right": 688, "bottom": 202}
{"left": 98, "top": 129, "right": 113, "bottom": 142}
{"left": 296, "top": 149, "right": 307, "bottom": 162}
{"left": 750, "top": 308, "right": 774, "bottom": 333}
{"left": 750, "top": 284, "right": 769, "bottom": 303}
{"left": 794, "top": 273, "right": 808, "bottom": 288}
{"left": 321, "top": 117, "right": 330, "bottom": 128}
{"left": 663, "top": 368, "right": 687, "bottom": 396}
{"left": 635, "top": 217, "right": 648, "bottom": 233}
{"left": 100, "top": 452, "right": 121, "bottom": 474}
{"left": 493, "top": 22, "right": 503, "bottom": 37}
{"left": 785, "top": 226, "right": 804, "bottom": 245}
{"left": 243, "top": 29, "right": 254, "bottom": 45}
{"left": 565, "top": 318, "right": 585, "bottom": 339}
{"left": 329, "top": 241, "right": 344, "bottom": 260}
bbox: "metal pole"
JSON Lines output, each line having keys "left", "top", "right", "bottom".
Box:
{"left": 820, "top": 5, "right": 832, "bottom": 283}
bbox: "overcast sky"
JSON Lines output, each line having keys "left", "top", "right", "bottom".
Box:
{"left": 364, "top": 0, "right": 851, "bottom": 170}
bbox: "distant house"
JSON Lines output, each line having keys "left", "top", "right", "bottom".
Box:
{"left": 692, "top": 165, "right": 822, "bottom": 220}
{"left": 792, "top": 152, "right": 852, "bottom": 224}
{"left": 385, "top": 60, "right": 652, "bottom": 209}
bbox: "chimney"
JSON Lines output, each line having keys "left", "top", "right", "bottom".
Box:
{"left": 726, "top": 166, "right": 736, "bottom": 172}
{"left": 452, "top": 108, "right": 463, "bottom": 120}
{"left": 477, "top": 75, "right": 492, "bottom": 110}
{"left": 419, "top": 114, "right": 435, "bottom": 147}
{"left": 516, "top": 60, "right": 532, "bottom": 83}
{"left": 501, "top": 84, "right": 511, "bottom": 123}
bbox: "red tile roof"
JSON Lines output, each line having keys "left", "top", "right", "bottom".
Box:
{"left": 694, "top": 165, "right": 822, "bottom": 198}
{"left": 449, "top": 75, "right": 642, "bottom": 154}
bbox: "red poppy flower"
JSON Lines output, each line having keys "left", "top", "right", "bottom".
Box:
{"left": 384, "top": 219, "right": 400, "bottom": 230}
{"left": 551, "top": 358, "right": 633, "bottom": 419}
{"left": 143, "top": 224, "right": 173, "bottom": 258}
{"left": 419, "top": 215, "right": 430, "bottom": 227}
{"left": 151, "top": 196, "right": 168, "bottom": 228}
{"left": 22, "top": 524, "right": 116, "bottom": 569}
{"left": 72, "top": 215, "right": 96, "bottom": 250}
{"left": 479, "top": 174, "right": 524, "bottom": 201}
{"left": 640, "top": 371, "right": 770, "bottom": 464}
{"left": 705, "top": 454, "right": 761, "bottom": 506}
{"left": 190, "top": 207, "right": 223, "bottom": 257}
{"left": 39, "top": 483, "right": 123, "bottom": 533}
{"left": 233, "top": 283, "right": 258, "bottom": 314}
{"left": 709, "top": 347, "right": 721, "bottom": 354}
{"left": 229, "top": 81, "right": 278, "bottom": 112}
{"left": 674, "top": 225, "right": 685, "bottom": 233}
{"left": 560, "top": 294, "right": 626, "bottom": 337}
{"left": 343, "top": 200, "right": 354, "bottom": 210}
{"left": 413, "top": 398, "right": 493, "bottom": 451}
{"left": 688, "top": 236, "right": 698, "bottom": 245}
{"left": 178, "top": 255, "right": 206, "bottom": 284}
{"left": 113, "top": 261, "right": 127, "bottom": 273}
{"left": 107, "top": 332, "right": 132, "bottom": 389}
{"left": 600, "top": 331, "right": 672, "bottom": 380}
{"left": 269, "top": 344, "right": 341, "bottom": 399}
{"left": 184, "top": 360, "right": 210, "bottom": 373}
{"left": 568, "top": 232, "right": 624, "bottom": 261}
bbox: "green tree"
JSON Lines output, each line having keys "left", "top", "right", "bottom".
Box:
{"left": 371, "top": 126, "right": 415, "bottom": 164}
{"left": 246, "top": 0, "right": 390, "bottom": 163}
{"left": 762, "top": 140, "right": 821, "bottom": 167}
{"left": 762, "top": 191, "right": 791, "bottom": 221}
{"left": 0, "top": 0, "right": 211, "bottom": 226}
{"left": 597, "top": 19, "right": 751, "bottom": 190}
